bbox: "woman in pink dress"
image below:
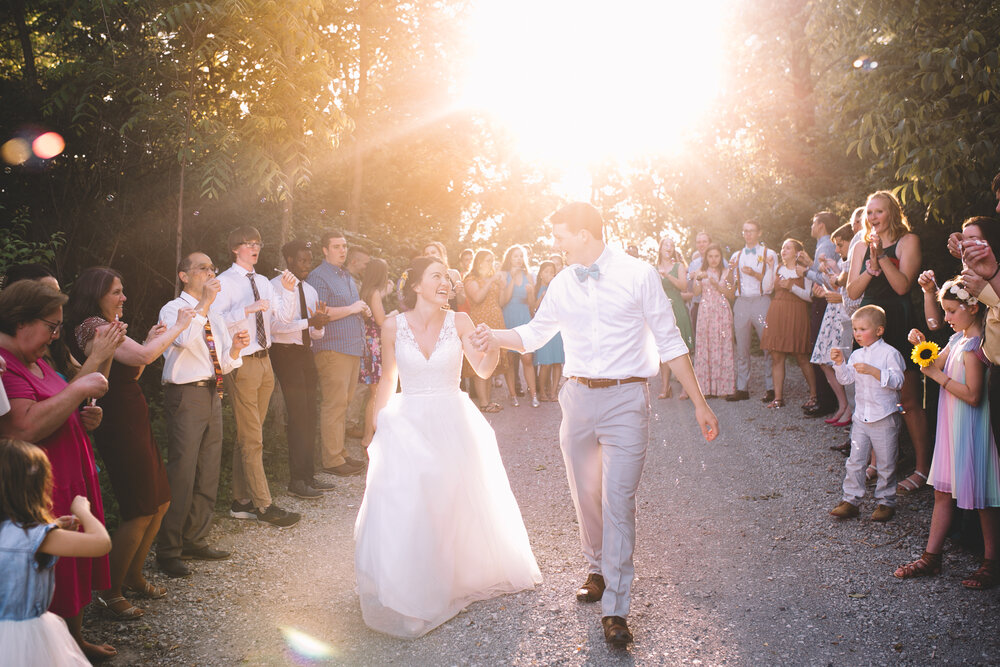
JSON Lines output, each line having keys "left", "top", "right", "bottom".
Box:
{"left": 691, "top": 244, "right": 736, "bottom": 397}
{"left": 0, "top": 280, "right": 120, "bottom": 660}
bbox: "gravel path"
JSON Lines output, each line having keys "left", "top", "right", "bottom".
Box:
{"left": 88, "top": 359, "right": 1000, "bottom": 665}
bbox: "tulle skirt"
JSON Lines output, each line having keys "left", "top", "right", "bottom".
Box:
{"left": 0, "top": 612, "right": 90, "bottom": 666}
{"left": 354, "top": 389, "right": 542, "bottom": 638}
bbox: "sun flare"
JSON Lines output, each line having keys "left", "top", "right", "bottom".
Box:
{"left": 461, "top": 0, "right": 730, "bottom": 169}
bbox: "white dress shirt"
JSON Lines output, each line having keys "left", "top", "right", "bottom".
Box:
{"left": 269, "top": 276, "right": 325, "bottom": 345}
{"left": 687, "top": 256, "right": 704, "bottom": 304}
{"left": 729, "top": 243, "right": 778, "bottom": 297}
{"left": 159, "top": 291, "right": 242, "bottom": 384}
{"left": 513, "top": 245, "right": 690, "bottom": 379}
{"left": 834, "top": 338, "right": 905, "bottom": 423}
{"left": 213, "top": 264, "right": 296, "bottom": 355}
{"left": 776, "top": 265, "right": 813, "bottom": 302}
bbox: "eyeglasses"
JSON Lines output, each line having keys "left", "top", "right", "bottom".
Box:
{"left": 38, "top": 317, "right": 62, "bottom": 335}
{"left": 193, "top": 264, "right": 218, "bottom": 274}
{"left": 742, "top": 229, "right": 757, "bottom": 234}
{"left": 241, "top": 242, "right": 264, "bottom": 249}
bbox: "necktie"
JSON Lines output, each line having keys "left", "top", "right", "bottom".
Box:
{"left": 298, "top": 282, "right": 310, "bottom": 348}
{"left": 574, "top": 264, "right": 600, "bottom": 282}
{"left": 203, "top": 320, "right": 225, "bottom": 399}
{"left": 246, "top": 272, "right": 267, "bottom": 348}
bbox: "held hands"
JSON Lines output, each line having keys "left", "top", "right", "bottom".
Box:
{"left": 908, "top": 328, "right": 926, "bottom": 346}
{"left": 308, "top": 301, "right": 331, "bottom": 329}
{"left": 80, "top": 405, "right": 102, "bottom": 431}
{"left": 470, "top": 323, "right": 496, "bottom": 353}
{"left": 246, "top": 299, "right": 270, "bottom": 315}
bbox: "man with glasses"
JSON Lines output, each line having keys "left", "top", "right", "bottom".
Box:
{"left": 307, "top": 230, "right": 370, "bottom": 477}
{"left": 214, "top": 227, "right": 301, "bottom": 527}
{"left": 726, "top": 219, "right": 778, "bottom": 402}
{"left": 156, "top": 252, "right": 250, "bottom": 576}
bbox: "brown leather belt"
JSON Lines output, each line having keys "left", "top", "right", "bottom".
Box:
{"left": 569, "top": 376, "right": 647, "bottom": 389}
{"left": 247, "top": 349, "right": 269, "bottom": 359}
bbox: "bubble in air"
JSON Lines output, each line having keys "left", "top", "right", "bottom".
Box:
{"left": 260, "top": 197, "right": 267, "bottom": 203}
{"left": 106, "top": 194, "right": 115, "bottom": 202}
{"left": 193, "top": 210, "right": 200, "bottom": 216}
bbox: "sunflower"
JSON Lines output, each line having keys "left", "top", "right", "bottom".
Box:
{"left": 911, "top": 340, "right": 940, "bottom": 368}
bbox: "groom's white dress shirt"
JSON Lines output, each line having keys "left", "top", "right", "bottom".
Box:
{"left": 514, "top": 245, "right": 690, "bottom": 378}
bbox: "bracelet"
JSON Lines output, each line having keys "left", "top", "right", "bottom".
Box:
{"left": 943, "top": 378, "right": 952, "bottom": 391}
{"left": 989, "top": 264, "right": 1000, "bottom": 282}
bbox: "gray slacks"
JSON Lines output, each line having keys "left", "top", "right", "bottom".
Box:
{"left": 558, "top": 380, "right": 650, "bottom": 618}
{"left": 843, "top": 413, "right": 899, "bottom": 507}
{"left": 157, "top": 383, "right": 223, "bottom": 559}
{"left": 733, "top": 295, "right": 773, "bottom": 392}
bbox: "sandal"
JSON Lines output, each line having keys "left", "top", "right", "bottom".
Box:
{"left": 95, "top": 594, "right": 144, "bottom": 619}
{"left": 123, "top": 581, "right": 167, "bottom": 599}
{"left": 897, "top": 470, "right": 928, "bottom": 496}
{"left": 801, "top": 396, "right": 818, "bottom": 410}
{"left": 765, "top": 399, "right": 785, "bottom": 409}
{"left": 480, "top": 402, "right": 503, "bottom": 413}
{"left": 865, "top": 465, "right": 878, "bottom": 483}
{"left": 962, "top": 559, "right": 999, "bottom": 590}
{"left": 658, "top": 387, "right": 673, "bottom": 399}
{"left": 893, "top": 551, "right": 942, "bottom": 579}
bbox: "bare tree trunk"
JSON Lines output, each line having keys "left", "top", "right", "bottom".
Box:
{"left": 348, "top": 2, "right": 368, "bottom": 233}
{"left": 11, "top": 0, "right": 39, "bottom": 95}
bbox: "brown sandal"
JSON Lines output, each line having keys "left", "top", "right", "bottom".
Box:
{"left": 893, "top": 551, "right": 942, "bottom": 579}
{"left": 480, "top": 402, "right": 503, "bottom": 413}
{"left": 962, "top": 559, "right": 999, "bottom": 590}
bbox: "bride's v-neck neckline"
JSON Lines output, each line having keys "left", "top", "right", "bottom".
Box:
{"left": 403, "top": 312, "right": 447, "bottom": 362}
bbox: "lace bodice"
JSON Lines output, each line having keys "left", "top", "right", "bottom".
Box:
{"left": 395, "top": 310, "right": 463, "bottom": 395}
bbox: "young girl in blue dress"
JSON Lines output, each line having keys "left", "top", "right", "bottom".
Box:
{"left": 894, "top": 279, "right": 1000, "bottom": 588}
{"left": 0, "top": 438, "right": 112, "bottom": 665}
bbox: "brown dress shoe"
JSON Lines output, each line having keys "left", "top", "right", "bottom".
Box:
{"left": 602, "top": 615, "right": 633, "bottom": 647}
{"left": 829, "top": 500, "right": 859, "bottom": 519}
{"left": 871, "top": 504, "right": 895, "bottom": 522}
{"left": 575, "top": 573, "right": 605, "bottom": 602}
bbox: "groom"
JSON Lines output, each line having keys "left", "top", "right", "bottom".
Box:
{"left": 474, "top": 202, "right": 719, "bottom": 647}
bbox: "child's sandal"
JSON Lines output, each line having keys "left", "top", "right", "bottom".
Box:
{"left": 962, "top": 559, "right": 999, "bottom": 590}
{"left": 893, "top": 551, "right": 942, "bottom": 579}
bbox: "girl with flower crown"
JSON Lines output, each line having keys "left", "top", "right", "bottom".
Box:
{"left": 896, "top": 278, "right": 1000, "bottom": 589}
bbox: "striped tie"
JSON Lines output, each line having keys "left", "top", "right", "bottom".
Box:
{"left": 246, "top": 272, "right": 267, "bottom": 349}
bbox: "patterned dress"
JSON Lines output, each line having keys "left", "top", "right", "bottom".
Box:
{"left": 810, "top": 258, "right": 853, "bottom": 365}
{"left": 359, "top": 318, "right": 382, "bottom": 384}
{"left": 928, "top": 333, "right": 1000, "bottom": 509}
{"left": 465, "top": 277, "right": 508, "bottom": 375}
{"left": 693, "top": 269, "right": 735, "bottom": 396}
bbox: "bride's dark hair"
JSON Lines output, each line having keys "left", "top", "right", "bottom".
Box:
{"left": 400, "top": 256, "right": 444, "bottom": 310}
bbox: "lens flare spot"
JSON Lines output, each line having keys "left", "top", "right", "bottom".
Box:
{"left": 32, "top": 132, "right": 65, "bottom": 159}
{"left": 279, "top": 626, "right": 336, "bottom": 662}
{"left": 1, "top": 138, "right": 31, "bottom": 165}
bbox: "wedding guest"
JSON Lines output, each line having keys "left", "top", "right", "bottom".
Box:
{"left": 270, "top": 241, "right": 333, "bottom": 501}
{"left": 459, "top": 248, "right": 475, "bottom": 278}
{"left": 691, "top": 243, "right": 735, "bottom": 398}
{"left": 344, "top": 245, "right": 372, "bottom": 437}
{"left": 656, "top": 237, "right": 693, "bottom": 399}
{"left": 463, "top": 249, "right": 510, "bottom": 412}
{"left": 155, "top": 253, "right": 250, "bottom": 578}
{"left": 214, "top": 226, "right": 301, "bottom": 526}
{"left": 65, "top": 267, "right": 198, "bottom": 616}
{"left": 500, "top": 245, "right": 538, "bottom": 407}
{"left": 809, "top": 224, "right": 856, "bottom": 427}
{"left": 829, "top": 305, "right": 904, "bottom": 521}
{"left": 1, "top": 264, "right": 79, "bottom": 380}
{"left": 847, "top": 191, "right": 929, "bottom": 496}
{"left": 549, "top": 253, "right": 566, "bottom": 273}
{"left": 359, "top": 258, "right": 389, "bottom": 447}
{"left": 803, "top": 212, "right": 840, "bottom": 417}
{"left": 0, "top": 438, "right": 111, "bottom": 666}
{"left": 759, "top": 239, "right": 817, "bottom": 408}
{"left": 686, "top": 231, "right": 712, "bottom": 333}
{"left": 0, "top": 280, "right": 116, "bottom": 660}
{"left": 727, "top": 219, "right": 778, "bottom": 402}
{"left": 307, "top": 230, "right": 370, "bottom": 477}
{"left": 532, "top": 261, "right": 564, "bottom": 401}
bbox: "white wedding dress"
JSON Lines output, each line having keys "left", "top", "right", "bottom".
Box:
{"left": 354, "top": 310, "right": 542, "bottom": 638}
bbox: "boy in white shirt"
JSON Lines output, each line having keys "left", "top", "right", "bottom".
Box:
{"left": 829, "top": 305, "right": 905, "bottom": 521}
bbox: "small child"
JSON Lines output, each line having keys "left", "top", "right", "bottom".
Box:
{"left": 894, "top": 279, "right": 1000, "bottom": 588}
{"left": 0, "top": 438, "right": 112, "bottom": 665}
{"left": 829, "top": 305, "right": 905, "bottom": 521}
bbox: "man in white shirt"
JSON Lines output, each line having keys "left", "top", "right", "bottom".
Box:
{"left": 270, "top": 240, "right": 333, "bottom": 500}
{"left": 474, "top": 202, "right": 719, "bottom": 647}
{"left": 156, "top": 252, "right": 249, "bottom": 577}
{"left": 213, "top": 226, "right": 300, "bottom": 528}
{"left": 726, "top": 219, "right": 778, "bottom": 403}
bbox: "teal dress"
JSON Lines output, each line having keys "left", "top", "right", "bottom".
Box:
{"left": 533, "top": 284, "right": 565, "bottom": 365}
{"left": 661, "top": 263, "right": 694, "bottom": 352}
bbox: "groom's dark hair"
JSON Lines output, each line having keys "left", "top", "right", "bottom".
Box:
{"left": 550, "top": 202, "right": 604, "bottom": 241}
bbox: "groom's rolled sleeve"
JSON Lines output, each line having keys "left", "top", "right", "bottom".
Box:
{"left": 639, "top": 265, "right": 690, "bottom": 362}
{"left": 513, "top": 288, "right": 560, "bottom": 354}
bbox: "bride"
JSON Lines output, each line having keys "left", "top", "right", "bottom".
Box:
{"left": 354, "top": 256, "right": 542, "bottom": 638}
